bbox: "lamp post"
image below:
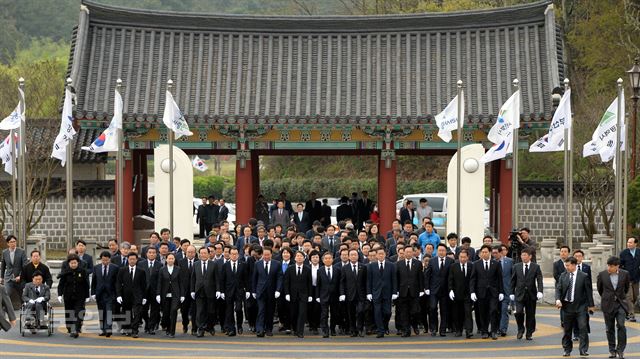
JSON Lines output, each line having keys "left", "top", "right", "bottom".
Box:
{"left": 627, "top": 57, "right": 640, "bottom": 179}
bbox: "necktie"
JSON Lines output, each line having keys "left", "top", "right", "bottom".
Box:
{"left": 463, "top": 264, "right": 466, "bottom": 277}
{"left": 150, "top": 261, "right": 154, "bottom": 268}
{"left": 328, "top": 267, "right": 332, "bottom": 280}
{"left": 233, "top": 262, "right": 237, "bottom": 274}
{"left": 36, "top": 287, "right": 40, "bottom": 295}
{"left": 578, "top": 264, "right": 581, "bottom": 272}
{"left": 265, "top": 262, "right": 269, "bottom": 275}
{"left": 203, "top": 262, "right": 207, "bottom": 275}
{"left": 567, "top": 272, "right": 574, "bottom": 302}
{"left": 329, "top": 237, "right": 334, "bottom": 251}
{"left": 103, "top": 265, "right": 107, "bottom": 278}
{"left": 406, "top": 259, "right": 411, "bottom": 271}
{"left": 485, "top": 261, "right": 489, "bottom": 272}
{"left": 440, "top": 258, "right": 444, "bottom": 270}
{"left": 122, "top": 257, "right": 127, "bottom": 266}
{"left": 525, "top": 263, "right": 529, "bottom": 276}
{"left": 298, "top": 267, "right": 302, "bottom": 276}
{"left": 279, "top": 209, "right": 282, "bottom": 216}
{"left": 130, "top": 267, "right": 134, "bottom": 281}
{"left": 379, "top": 262, "right": 383, "bottom": 274}
{"left": 353, "top": 264, "right": 357, "bottom": 276}
{"left": 188, "top": 260, "right": 192, "bottom": 270}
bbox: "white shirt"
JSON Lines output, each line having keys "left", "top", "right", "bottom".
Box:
{"left": 297, "top": 265, "right": 303, "bottom": 275}
{"left": 483, "top": 260, "right": 490, "bottom": 270}
{"left": 566, "top": 269, "right": 577, "bottom": 302}
{"left": 522, "top": 261, "right": 531, "bottom": 275}
{"left": 167, "top": 265, "right": 174, "bottom": 275}
{"left": 325, "top": 266, "right": 332, "bottom": 279}
{"left": 460, "top": 262, "right": 467, "bottom": 275}
{"left": 128, "top": 266, "right": 136, "bottom": 280}
{"left": 311, "top": 264, "right": 319, "bottom": 286}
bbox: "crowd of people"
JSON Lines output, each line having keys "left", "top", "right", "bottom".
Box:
{"left": 0, "top": 193, "right": 639, "bottom": 358}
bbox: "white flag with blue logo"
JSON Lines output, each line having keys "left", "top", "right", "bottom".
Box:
{"left": 435, "top": 91, "right": 464, "bottom": 143}
{"left": 162, "top": 91, "right": 193, "bottom": 140}
{"left": 82, "top": 90, "right": 123, "bottom": 153}
{"left": 480, "top": 90, "right": 521, "bottom": 163}
{"left": 530, "top": 89, "right": 572, "bottom": 153}
{"left": 582, "top": 92, "right": 625, "bottom": 163}
{"left": 51, "top": 88, "right": 77, "bottom": 166}
{"left": 0, "top": 88, "right": 25, "bottom": 130}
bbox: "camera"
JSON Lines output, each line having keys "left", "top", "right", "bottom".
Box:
{"left": 509, "top": 228, "right": 522, "bottom": 262}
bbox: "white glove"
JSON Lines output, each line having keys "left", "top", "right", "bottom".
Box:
{"left": 85, "top": 297, "right": 90, "bottom": 303}
{"left": 221, "top": 293, "right": 225, "bottom": 300}
{"left": 252, "top": 293, "right": 256, "bottom": 299}
{"left": 215, "top": 291, "right": 221, "bottom": 299}
{"left": 36, "top": 297, "right": 44, "bottom": 303}
{"left": 142, "top": 299, "right": 147, "bottom": 305}
{"left": 315, "top": 297, "right": 320, "bottom": 303}
{"left": 366, "top": 294, "right": 373, "bottom": 302}
{"left": 274, "top": 291, "right": 280, "bottom": 299}
{"left": 308, "top": 296, "right": 313, "bottom": 302}
{"left": 285, "top": 294, "right": 290, "bottom": 302}
{"left": 57, "top": 296, "right": 63, "bottom": 303}
{"left": 116, "top": 296, "right": 123, "bottom": 304}
{"left": 449, "top": 290, "right": 455, "bottom": 301}
{"left": 156, "top": 295, "right": 161, "bottom": 304}
{"left": 29, "top": 299, "right": 36, "bottom": 304}
{"left": 391, "top": 294, "right": 398, "bottom": 301}
{"left": 536, "top": 292, "right": 544, "bottom": 300}
{"left": 471, "top": 293, "right": 477, "bottom": 302}
{"left": 419, "top": 291, "right": 424, "bottom": 297}
{"left": 245, "top": 292, "right": 251, "bottom": 300}
{"left": 90, "top": 295, "right": 96, "bottom": 302}
{"left": 425, "top": 289, "right": 430, "bottom": 296}
{"left": 180, "top": 296, "right": 185, "bottom": 303}
{"left": 339, "top": 295, "right": 346, "bottom": 302}
{"left": 509, "top": 294, "right": 515, "bottom": 302}
{"left": 190, "top": 292, "right": 196, "bottom": 300}
{"left": 498, "top": 293, "right": 504, "bottom": 302}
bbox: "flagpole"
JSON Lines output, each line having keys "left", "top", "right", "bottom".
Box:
{"left": 563, "top": 78, "right": 573, "bottom": 248}
{"left": 456, "top": 80, "right": 463, "bottom": 237}
{"left": 66, "top": 77, "right": 74, "bottom": 250}
{"left": 10, "top": 129, "right": 17, "bottom": 239}
{"left": 167, "top": 79, "right": 174, "bottom": 237}
{"left": 18, "top": 78, "right": 26, "bottom": 247}
{"left": 511, "top": 79, "right": 520, "bottom": 230}
{"left": 116, "top": 79, "right": 124, "bottom": 243}
{"left": 615, "top": 78, "right": 624, "bottom": 254}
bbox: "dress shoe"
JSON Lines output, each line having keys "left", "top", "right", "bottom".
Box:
{"left": 579, "top": 352, "right": 588, "bottom": 356}
{"left": 396, "top": 331, "right": 402, "bottom": 336}
{"left": 573, "top": 337, "right": 579, "bottom": 341}
{"left": 439, "top": 332, "right": 446, "bottom": 337}
{"left": 237, "top": 328, "right": 243, "bottom": 335}
{"left": 618, "top": 352, "right": 624, "bottom": 359}
{"left": 465, "top": 332, "right": 473, "bottom": 338}
{"left": 413, "top": 327, "right": 420, "bottom": 335}
{"left": 454, "top": 331, "right": 462, "bottom": 337}
{"left": 376, "top": 333, "right": 384, "bottom": 338}
{"left": 323, "top": 333, "right": 329, "bottom": 338}
{"left": 350, "top": 332, "right": 358, "bottom": 337}
{"left": 431, "top": 332, "right": 437, "bottom": 337}
{"left": 278, "top": 326, "right": 286, "bottom": 332}
{"left": 285, "top": 329, "right": 292, "bottom": 335}
{"left": 183, "top": 327, "right": 188, "bottom": 334}
{"left": 191, "top": 330, "right": 197, "bottom": 336}
{"left": 227, "top": 331, "right": 236, "bottom": 337}
{"left": 99, "top": 332, "right": 106, "bottom": 336}
{"left": 132, "top": 333, "right": 139, "bottom": 338}
{"left": 517, "top": 331, "right": 524, "bottom": 340}
{"left": 197, "top": 330, "right": 205, "bottom": 337}
{"left": 209, "top": 329, "right": 216, "bottom": 336}
{"left": 105, "top": 332, "right": 112, "bottom": 338}
{"left": 385, "top": 330, "right": 390, "bottom": 335}
{"left": 500, "top": 331, "right": 507, "bottom": 337}
{"left": 609, "top": 352, "right": 617, "bottom": 358}
{"left": 563, "top": 351, "right": 571, "bottom": 357}
{"left": 481, "top": 333, "right": 489, "bottom": 339}
{"left": 297, "top": 334, "right": 304, "bottom": 338}
{"left": 525, "top": 336, "right": 532, "bottom": 340}
{"left": 266, "top": 331, "right": 273, "bottom": 337}
{"left": 491, "top": 332, "right": 498, "bottom": 340}
{"left": 256, "top": 331, "right": 265, "bottom": 337}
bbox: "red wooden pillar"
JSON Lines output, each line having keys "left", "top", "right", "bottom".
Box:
{"left": 116, "top": 156, "right": 134, "bottom": 243}
{"left": 235, "top": 152, "right": 255, "bottom": 225}
{"left": 377, "top": 152, "right": 397, "bottom": 234}
{"left": 497, "top": 159, "right": 513, "bottom": 243}
{"left": 251, "top": 151, "right": 260, "bottom": 216}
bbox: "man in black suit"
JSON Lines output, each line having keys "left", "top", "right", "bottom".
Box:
{"left": 597, "top": 256, "right": 631, "bottom": 359}
{"left": 448, "top": 248, "right": 474, "bottom": 338}
{"left": 111, "top": 242, "right": 131, "bottom": 268}
{"left": 75, "top": 239, "right": 94, "bottom": 276}
{"left": 190, "top": 246, "right": 217, "bottom": 337}
{"left": 283, "top": 250, "right": 312, "bottom": 338}
{"left": 156, "top": 253, "right": 183, "bottom": 337}
{"left": 356, "top": 191, "right": 373, "bottom": 228}
{"left": 574, "top": 249, "right": 592, "bottom": 340}
{"left": 555, "top": 256, "right": 595, "bottom": 357}
{"left": 470, "top": 244, "right": 504, "bottom": 340}
{"left": 218, "top": 199, "right": 229, "bottom": 221}
{"left": 554, "top": 245, "right": 571, "bottom": 327}
{"left": 137, "top": 246, "right": 163, "bottom": 335}
{"left": 320, "top": 199, "right": 332, "bottom": 228}
{"left": 305, "top": 192, "right": 322, "bottom": 224}
{"left": 196, "top": 197, "right": 208, "bottom": 238}
{"left": 318, "top": 251, "right": 342, "bottom": 338}
{"left": 366, "top": 247, "right": 397, "bottom": 338}
{"left": 178, "top": 245, "right": 197, "bottom": 334}
{"left": 115, "top": 253, "right": 147, "bottom": 338}
{"left": 336, "top": 196, "right": 353, "bottom": 223}
{"left": 251, "top": 247, "right": 283, "bottom": 337}
{"left": 219, "top": 247, "right": 249, "bottom": 336}
{"left": 91, "top": 251, "right": 118, "bottom": 336}
{"left": 340, "top": 248, "right": 367, "bottom": 337}
{"left": 399, "top": 200, "right": 415, "bottom": 227}
{"left": 213, "top": 246, "right": 230, "bottom": 333}
{"left": 396, "top": 245, "right": 424, "bottom": 337}
{"left": 620, "top": 237, "right": 639, "bottom": 323}
{"left": 510, "top": 247, "right": 544, "bottom": 340}
{"left": 424, "top": 244, "right": 454, "bottom": 336}
{"left": 293, "top": 203, "right": 311, "bottom": 233}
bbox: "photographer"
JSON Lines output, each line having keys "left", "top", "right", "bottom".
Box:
{"left": 508, "top": 228, "right": 536, "bottom": 263}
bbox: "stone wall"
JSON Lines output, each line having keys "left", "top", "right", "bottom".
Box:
{"left": 3, "top": 194, "right": 115, "bottom": 251}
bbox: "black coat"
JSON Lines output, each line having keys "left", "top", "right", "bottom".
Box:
{"left": 424, "top": 256, "right": 454, "bottom": 297}
{"left": 219, "top": 260, "right": 249, "bottom": 300}
{"left": 283, "top": 264, "right": 312, "bottom": 301}
{"left": 340, "top": 262, "right": 367, "bottom": 302}
{"left": 91, "top": 263, "right": 118, "bottom": 302}
{"left": 156, "top": 266, "right": 182, "bottom": 300}
{"left": 448, "top": 261, "right": 472, "bottom": 300}
{"left": 396, "top": 258, "right": 424, "bottom": 298}
{"left": 469, "top": 259, "right": 504, "bottom": 299}
{"left": 58, "top": 267, "right": 90, "bottom": 301}
{"left": 137, "top": 259, "right": 163, "bottom": 296}
{"left": 191, "top": 260, "right": 217, "bottom": 298}
{"left": 336, "top": 204, "right": 353, "bottom": 222}
{"left": 317, "top": 265, "right": 341, "bottom": 303}
{"left": 179, "top": 257, "right": 196, "bottom": 297}
{"left": 510, "top": 262, "right": 544, "bottom": 302}
{"left": 116, "top": 266, "right": 148, "bottom": 305}
{"left": 597, "top": 269, "right": 631, "bottom": 314}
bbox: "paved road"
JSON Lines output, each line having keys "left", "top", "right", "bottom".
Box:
{"left": 0, "top": 306, "right": 638, "bottom": 358}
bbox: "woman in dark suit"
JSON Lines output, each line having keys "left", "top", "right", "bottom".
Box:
{"left": 58, "top": 254, "right": 90, "bottom": 338}
{"left": 0, "top": 284, "right": 16, "bottom": 332}
{"left": 156, "top": 253, "right": 183, "bottom": 337}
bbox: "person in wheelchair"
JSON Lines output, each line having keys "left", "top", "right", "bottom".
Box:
{"left": 22, "top": 271, "right": 50, "bottom": 329}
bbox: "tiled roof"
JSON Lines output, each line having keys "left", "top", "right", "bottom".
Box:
{"left": 69, "top": 0, "right": 564, "bottom": 125}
